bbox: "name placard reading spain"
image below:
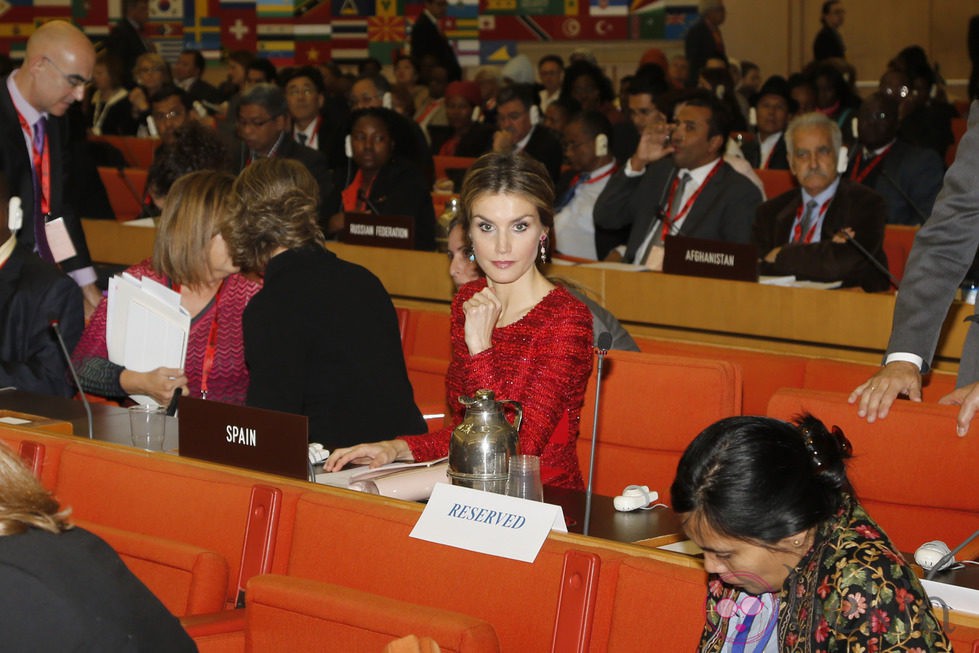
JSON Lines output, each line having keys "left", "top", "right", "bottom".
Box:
{"left": 410, "top": 483, "right": 567, "bottom": 563}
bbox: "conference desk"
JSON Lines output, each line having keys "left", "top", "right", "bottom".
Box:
{"left": 82, "top": 219, "right": 972, "bottom": 372}
{"left": 0, "top": 388, "right": 681, "bottom": 546}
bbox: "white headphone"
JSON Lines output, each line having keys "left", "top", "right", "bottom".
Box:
{"left": 914, "top": 540, "right": 956, "bottom": 572}
{"left": 595, "top": 133, "right": 608, "bottom": 157}
{"left": 836, "top": 145, "right": 849, "bottom": 175}
{"left": 613, "top": 485, "right": 658, "bottom": 512}
{"left": 344, "top": 134, "right": 353, "bottom": 158}
{"left": 529, "top": 104, "right": 540, "bottom": 126}
{"left": 381, "top": 92, "right": 392, "bottom": 110}
{"left": 471, "top": 105, "right": 482, "bottom": 123}
{"left": 7, "top": 196, "right": 23, "bottom": 233}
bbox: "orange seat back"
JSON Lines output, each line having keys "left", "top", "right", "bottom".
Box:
{"left": 883, "top": 224, "right": 917, "bottom": 283}
{"left": 755, "top": 168, "right": 797, "bottom": 199}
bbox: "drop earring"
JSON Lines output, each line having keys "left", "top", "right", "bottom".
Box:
{"left": 539, "top": 235, "right": 548, "bottom": 263}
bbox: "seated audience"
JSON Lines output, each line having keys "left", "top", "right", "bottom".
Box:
{"left": 787, "top": 72, "right": 817, "bottom": 114}
{"left": 741, "top": 75, "right": 795, "bottom": 170}
{"left": 435, "top": 81, "right": 494, "bottom": 157}
{"left": 542, "top": 95, "right": 581, "bottom": 142}
{"left": 698, "top": 66, "right": 747, "bottom": 132}
{"left": 0, "top": 172, "right": 83, "bottom": 397}
{"left": 415, "top": 62, "right": 449, "bottom": 138}
{"left": 668, "top": 54, "right": 689, "bottom": 90}
{"left": 446, "top": 217, "right": 639, "bottom": 351}
{"left": 87, "top": 51, "right": 136, "bottom": 136}
{"left": 74, "top": 171, "right": 259, "bottom": 406}
{"left": 245, "top": 57, "right": 277, "bottom": 87}
{"left": 233, "top": 83, "right": 337, "bottom": 229}
{"left": 393, "top": 55, "right": 429, "bottom": 117}
{"left": 492, "top": 83, "right": 563, "bottom": 184}
{"left": 474, "top": 65, "right": 502, "bottom": 124}
{"left": 561, "top": 60, "right": 623, "bottom": 125}
{"left": 537, "top": 54, "right": 564, "bottom": 111}
{"left": 736, "top": 60, "right": 761, "bottom": 109}
{"left": 810, "top": 61, "right": 860, "bottom": 143}
{"left": 219, "top": 49, "right": 252, "bottom": 102}
{"left": 672, "top": 414, "right": 950, "bottom": 651}
{"left": 613, "top": 71, "right": 669, "bottom": 166}
{"left": 880, "top": 62, "right": 957, "bottom": 162}
{"left": 554, "top": 110, "right": 618, "bottom": 261}
{"left": 595, "top": 89, "right": 762, "bottom": 266}
{"left": 0, "top": 442, "right": 196, "bottom": 650}
{"left": 753, "top": 112, "right": 889, "bottom": 291}
{"left": 332, "top": 108, "right": 436, "bottom": 250}
{"left": 326, "top": 152, "right": 594, "bottom": 490}
{"left": 128, "top": 52, "right": 170, "bottom": 135}
{"left": 172, "top": 48, "right": 222, "bottom": 109}
{"left": 148, "top": 85, "right": 199, "bottom": 145}
{"left": 145, "top": 121, "right": 230, "bottom": 213}
{"left": 282, "top": 66, "right": 328, "bottom": 153}
{"left": 226, "top": 158, "right": 426, "bottom": 449}
{"left": 847, "top": 92, "right": 943, "bottom": 225}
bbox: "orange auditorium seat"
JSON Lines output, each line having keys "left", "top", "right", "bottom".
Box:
{"left": 882, "top": 224, "right": 917, "bottom": 283}
{"left": 433, "top": 156, "right": 477, "bottom": 182}
{"left": 97, "top": 166, "right": 146, "bottom": 222}
{"left": 755, "top": 168, "right": 797, "bottom": 199}
{"left": 578, "top": 350, "right": 742, "bottom": 497}
{"left": 767, "top": 388, "right": 979, "bottom": 553}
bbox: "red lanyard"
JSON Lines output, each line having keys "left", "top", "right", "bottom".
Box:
{"left": 791, "top": 199, "right": 831, "bottom": 244}
{"left": 568, "top": 164, "right": 618, "bottom": 189}
{"left": 16, "top": 111, "right": 50, "bottom": 216}
{"left": 761, "top": 143, "right": 776, "bottom": 170}
{"left": 297, "top": 116, "right": 321, "bottom": 147}
{"left": 848, "top": 144, "right": 893, "bottom": 183}
{"left": 661, "top": 160, "right": 723, "bottom": 239}
{"left": 200, "top": 280, "right": 226, "bottom": 400}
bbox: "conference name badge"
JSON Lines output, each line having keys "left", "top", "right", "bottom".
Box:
{"left": 410, "top": 482, "right": 567, "bottom": 563}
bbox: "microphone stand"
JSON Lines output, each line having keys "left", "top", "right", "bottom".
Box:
{"left": 841, "top": 230, "right": 900, "bottom": 290}
{"left": 583, "top": 331, "right": 613, "bottom": 536}
{"left": 51, "top": 321, "right": 93, "bottom": 440}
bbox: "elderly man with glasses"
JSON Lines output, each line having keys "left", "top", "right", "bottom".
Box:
{"left": 0, "top": 20, "right": 102, "bottom": 318}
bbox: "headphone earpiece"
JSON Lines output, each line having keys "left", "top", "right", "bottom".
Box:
{"left": 471, "top": 105, "right": 481, "bottom": 123}
{"left": 529, "top": 104, "right": 540, "bottom": 126}
{"left": 146, "top": 115, "right": 159, "bottom": 138}
{"left": 715, "top": 84, "right": 725, "bottom": 100}
{"left": 344, "top": 134, "right": 353, "bottom": 158}
{"left": 7, "top": 196, "right": 23, "bottom": 233}
{"left": 382, "top": 92, "right": 392, "bottom": 109}
{"left": 851, "top": 116, "right": 859, "bottom": 140}
{"left": 595, "top": 133, "right": 608, "bottom": 157}
{"left": 836, "top": 145, "right": 849, "bottom": 175}
{"left": 748, "top": 106, "right": 757, "bottom": 127}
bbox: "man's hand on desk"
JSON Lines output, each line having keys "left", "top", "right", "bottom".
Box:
{"left": 325, "top": 439, "right": 413, "bottom": 472}
{"left": 938, "top": 382, "right": 979, "bottom": 437}
{"left": 763, "top": 246, "right": 781, "bottom": 264}
{"left": 848, "top": 361, "right": 922, "bottom": 422}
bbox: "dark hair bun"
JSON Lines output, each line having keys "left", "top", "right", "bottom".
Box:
{"left": 795, "top": 413, "right": 853, "bottom": 493}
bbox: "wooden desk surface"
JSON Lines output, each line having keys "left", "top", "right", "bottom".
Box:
{"left": 83, "top": 220, "right": 970, "bottom": 371}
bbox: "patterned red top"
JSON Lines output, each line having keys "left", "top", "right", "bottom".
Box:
{"left": 72, "top": 259, "right": 260, "bottom": 406}
{"left": 402, "top": 279, "right": 594, "bottom": 489}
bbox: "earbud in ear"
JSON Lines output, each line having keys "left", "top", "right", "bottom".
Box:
{"left": 7, "top": 196, "right": 23, "bottom": 233}
{"left": 748, "top": 106, "right": 757, "bottom": 127}
{"left": 471, "top": 105, "right": 481, "bottom": 122}
{"left": 382, "top": 92, "right": 392, "bottom": 109}
{"left": 851, "top": 116, "right": 859, "bottom": 140}
{"left": 345, "top": 134, "right": 353, "bottom": 158}
{"left": 595, "top": 133, "right": 608, "bottom": 157}
{"left": 836, "top": 145, "right": 849, "bottom": 175}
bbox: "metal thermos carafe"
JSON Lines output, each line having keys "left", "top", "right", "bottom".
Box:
{"left": 447, "top": 389, "right": 523, "bottom": 494}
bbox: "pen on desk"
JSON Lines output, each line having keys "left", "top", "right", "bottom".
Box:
{"left": 166, "top": 387, "right": 183, "bottom": 417}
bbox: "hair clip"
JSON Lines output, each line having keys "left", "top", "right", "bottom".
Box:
{"left": 831, "top": 425, "right": 852, "bottom": 457}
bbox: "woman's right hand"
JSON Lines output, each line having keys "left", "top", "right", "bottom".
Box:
{"left": 325, "top": 439, "right": 414, "bottom": 472}
{"left": 120, "top": 367, "right": 189, "bottom": 406}
{"left": 463, "top": 287, "right": 502, "bottom": 355}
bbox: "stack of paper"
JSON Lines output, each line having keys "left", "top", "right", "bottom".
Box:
{"left": 106, "top": 273, "right": 190, "bottom": 406}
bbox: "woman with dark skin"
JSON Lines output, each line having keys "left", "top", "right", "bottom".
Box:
{"left": 436, "top": 80, "right": 494, "bottom": 157}
{"left": 330, "top": 108, "right": 436, "bottom": 250}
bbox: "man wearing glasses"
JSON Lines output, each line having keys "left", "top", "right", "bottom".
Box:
{"left": 0, "top": 20, "right": 103, "bottom": 318}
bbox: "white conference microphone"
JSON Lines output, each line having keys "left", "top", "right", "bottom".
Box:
{"left": 583, "top": 331, "right": 613, "bottom": 536}
{"left": 50, "top": 320, "right": 93, "bottom": 440}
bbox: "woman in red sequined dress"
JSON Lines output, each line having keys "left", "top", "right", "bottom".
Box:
{"left": 328, "top": 151, "right": 594, "bottom": 489}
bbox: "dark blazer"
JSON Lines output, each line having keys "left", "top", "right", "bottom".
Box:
{"left": 684, "top": 18, "right": 726, "bottom": 86}
{"left": 0, "top": 78, "right": 94, "bottom": 276}
{"left": 752, "top": 178, "right": 890, "bottom": 292}
{"left": 330, "top": 111, "right": 435, "bottom": 189}
{"left": 410, "top": 11, "right": 462, "bottom": 82}
{"left": 813, "top": 25, "right": 846, "bottom": 60}
{"left": 104, "top": 19, "right": 151, "bottom": 88}
{"left": 886, "top": 100, "right": 979, "bottom": 380}
{"left": 846, "top": 140, "right": 944, "bottom": 226}
{"left": 244, "top": 246, "right": 427, "bottom": 448}
{"left": 741, "top": 133, "right": 790, "bottom": 170}
{"left": 522, "top": 125, "right": 563, "bottom": 185}
{"left": 346, "top": 158, "right": 437, "bottom": 251}
{"left": 235, "top": 133, "right": 339, "bottom": 231}
{"left": 0, "top": 527, "right": 196, "bottom": 651}
{"left": 185, "top": 78, "right": 223, "bottom": 107}
{"left": 87, "top": 95, "right": 138, "bottom": 136}
{"left": 594, "top": 158, "right": 762, "bottom": 263}
{"left": 0, "top": 244, "right": 83, "bottom": 397}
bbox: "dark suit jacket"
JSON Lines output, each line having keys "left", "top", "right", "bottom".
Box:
{"left": 753, "top": 178, "right": 889, "bottom": 291}
{"left": 410, "top": 12, "right": 462, "bottom": 82}
{"left": 742, "top": 133, "right": 790, "bottom": 170}
{"left": 235, "top": 133, "right": 339, "bottom": 231}
{"left": 595, "top": 158, "right": 762, "bottom": 263}
{"left": 348, "top": 158, "right": 437, "bottom": 251}
{"left": 0, "top": 78, "right": 94, "bottom": 276}
{"left": 847, "top": 140, "right": 944, "bottom": 226}
{"left": 185, "top": 78, "right": 223, "bottom": 107}
{"left": 0, "top": 527, "right": 196, "bottom": 651}
{"left": 886, "top": 100, "right": 979, "bottom": 380}
{"left": 0, "top": 244, "right": 83, "bottom": 397}
{"left": 684, "top": 18, "right": 726, "bottom": 86}
{"left": 813, "top": 25, "right": 846, "bottom": 60}
{"left": 105, "top": 19, "right": 151, "bottom": 89}
{"left": 522, "top": 125, "right": 563, "bottom": 185}
{"left": 244, "top": 246, "right": 427, "bottom": 448}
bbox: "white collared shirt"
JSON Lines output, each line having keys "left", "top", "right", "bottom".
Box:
{"left": 759, "top": 131, "right": 782, "bottom": 169}
{"left": 793, "top": 175, "right": 841, "bottom": 244}
{"left": 554, "top": 160, "right": 616, "bottom": 260}
{"left": 294, "top": 117, "right": 320, "bottom": 150}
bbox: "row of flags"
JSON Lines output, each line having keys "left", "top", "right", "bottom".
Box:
{"left": 0, "top": 0, "right": 701, "bottom": 67}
